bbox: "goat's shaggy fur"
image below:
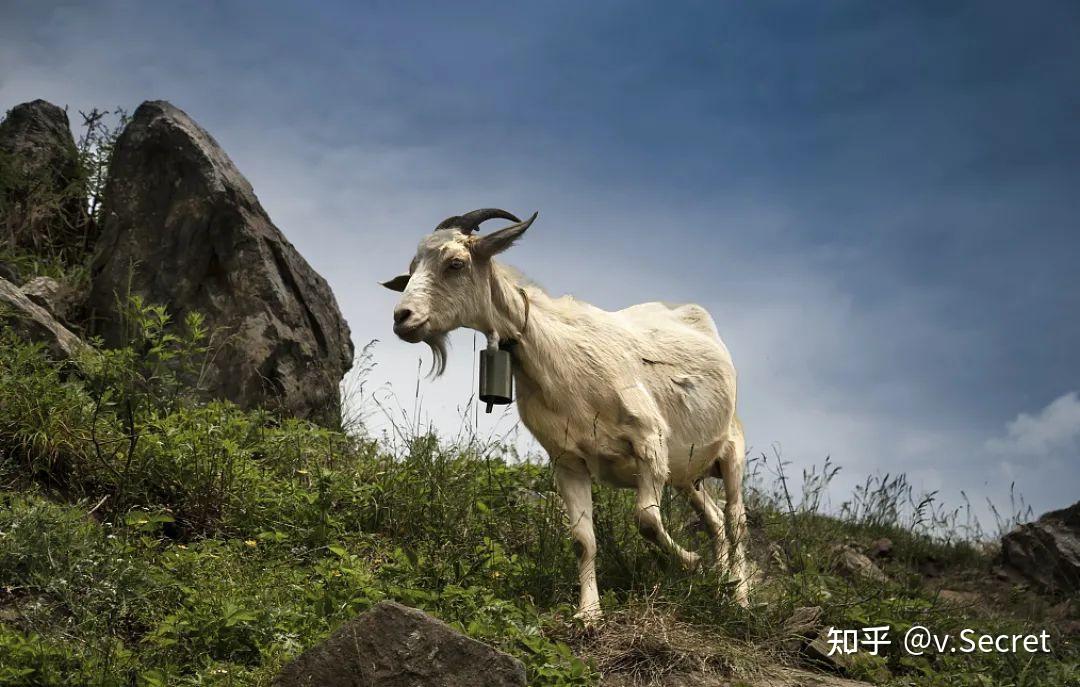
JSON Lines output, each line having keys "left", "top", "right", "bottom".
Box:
{"left": 385, "top": 217, "right": 750, "bottom": 618}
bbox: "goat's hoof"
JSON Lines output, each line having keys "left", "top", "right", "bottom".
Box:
{"left": 573, "top": 606, "right": 603, "bottom": 626}
{"left": 734, "top": 585, "right": 751, "bottom": 608}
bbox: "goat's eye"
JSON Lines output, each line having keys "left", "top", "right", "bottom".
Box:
{"left": 447, "top": 258, "right": 466, "bottom": 271}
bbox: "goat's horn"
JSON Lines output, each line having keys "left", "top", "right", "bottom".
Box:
{"left": 435, "top": 208, "right": 521, "bottom": 234}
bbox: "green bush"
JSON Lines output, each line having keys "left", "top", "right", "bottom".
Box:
{"left": 0, "top": 302, "right": 1076, "bottom": 686}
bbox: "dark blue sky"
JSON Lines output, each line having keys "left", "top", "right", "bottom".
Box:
{"left": 3, "top": 1, "right": 1078, "bottom": 520}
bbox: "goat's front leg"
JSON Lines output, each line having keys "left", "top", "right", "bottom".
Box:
{"left": 485, "top": 330, "right": 500, "bottom": 352}
{"left": 634, "top": 432, "right": 701, "bottom": 570}
{"left": 553, "top": 457, "right": 601, "bottom": 622}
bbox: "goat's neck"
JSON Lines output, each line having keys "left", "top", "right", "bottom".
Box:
{"left": 484, "top": 262, "right": 530, "bottom": 348}
{"left": 486, "top": 262, "right": 586, "bottom": 397}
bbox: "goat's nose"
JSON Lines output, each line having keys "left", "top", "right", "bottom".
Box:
{"left": 393, "top": 307, "right": 413, "bottom": 325}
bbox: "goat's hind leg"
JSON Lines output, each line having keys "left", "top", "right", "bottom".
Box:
{"left": 633, "top": 433, "right": 701, "bottom": 570}
{"left": 681, "top": 482, "right": 728, "bottom": 569}
{"left": 717, "top": 430, "right": 751, "bottom": 606}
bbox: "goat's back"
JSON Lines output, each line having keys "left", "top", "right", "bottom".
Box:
{"left": 616, "top": 301, "right": 723, "bottom": 344}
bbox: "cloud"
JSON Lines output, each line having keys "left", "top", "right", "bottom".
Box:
{"left": 3, "top": 1, "right": 1078, "bottom": 523}
{"left": 987, "top": 392, "right": 1080, "bottom": 459}
{"left": 981, "top": 392, "right": 1080, "bottom": 520}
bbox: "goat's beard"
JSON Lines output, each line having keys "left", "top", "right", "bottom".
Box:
{"left": 423, "top": 332, "right": 448, "bottom": 378}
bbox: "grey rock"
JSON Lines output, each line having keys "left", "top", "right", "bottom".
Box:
{"left": 780, "top": 605, "right": 824, "bottom": 653}
{"left": 1002, "top": 501, "right": 1080, "bottom": 594}
{"left": 869, "top": 537, "right": 893, "bottom": 559}
{"left": 783, "top": 606, "right": 824, "bottom": 638}
{"left": 804, "top": 627, "right": 855, "bottom": 674}
{"left": 273, "top": 601, "right": 527, "bottom": 687}
{"left": 831, "top": 544, "right": 888, "bottom": 582}
{"left": 0, "top": 276, "right": 88, "bottom": 359}
{"left": 88, "top": 101, "right": 353, "bottom": 424}
{"left": 0, "top": 100, "right": 90, "bottom": 257}
{"left": 21, "top": 276, "right": 76, "bottom": 323}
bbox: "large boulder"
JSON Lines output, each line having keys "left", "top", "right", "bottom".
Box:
{"left": 0, "top": 276, "right": 88, "bottom": 359}
{"left": 0, "top": 100, "right": 89, "bottom": 258}
{"left": 88, "top": 101, "right": 353, "bottom": 424}
{"left": 273, "top": 601, "right": 527, "bottom": 687}
{"left": 1001, "top": 501, "right": 1080, "bottom": 594}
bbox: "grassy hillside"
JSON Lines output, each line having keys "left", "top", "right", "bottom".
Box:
{"left": 0, "top": 303, "right": 1076, "bottom": 687}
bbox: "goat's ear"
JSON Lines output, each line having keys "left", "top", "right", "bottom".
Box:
{"left": 473, "top": 212, "right": 538, "bottom": 259}
{"left": 381, "top": 274, "right": 410, "bottom": 292}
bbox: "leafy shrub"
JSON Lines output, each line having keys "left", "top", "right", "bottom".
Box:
{"left": 0, "top": 302, "right": 1076, "bottom": 685}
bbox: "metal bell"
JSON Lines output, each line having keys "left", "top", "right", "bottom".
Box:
{"left": 479, "top": 348, "right": 513, "bottom": 413}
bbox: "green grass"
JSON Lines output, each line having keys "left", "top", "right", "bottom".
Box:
{"left": 0, "top": 322, "right": 1077, "bottom": 686}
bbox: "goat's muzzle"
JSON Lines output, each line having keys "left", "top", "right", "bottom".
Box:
{"left": 393, "top": 312, "right": 428, "bottom": 343}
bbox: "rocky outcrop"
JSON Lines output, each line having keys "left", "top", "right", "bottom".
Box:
{"left": 273, "top": 601, "right": 527, "bottom": 687}
{"left": 87, "top": 101, "right": 353, "bottom": 424}
{"left": 0, "top": 276, "right": 88, "bottom": 359}
{"left": 21, "top": 276, "right": 78, "bottom": 324}
{"left": 0, "top": 100, "right": 89, "bottom": 258}
{"left": 1002, "top": 501, "right": 1080, "bottom": 594}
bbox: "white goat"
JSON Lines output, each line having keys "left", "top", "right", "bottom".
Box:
{"left": 382, "top": 209, "right": 750, "bottom": 619}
